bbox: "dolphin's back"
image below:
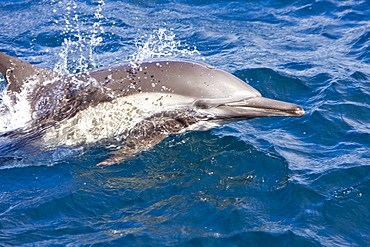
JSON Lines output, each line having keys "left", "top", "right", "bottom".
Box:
{"left": 88, "top": 59, "right": 261, "bottom": 104}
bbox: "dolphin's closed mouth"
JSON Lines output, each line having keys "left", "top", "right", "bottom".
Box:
{"left": 217, "top": 96, "right": 305, "bottom": 118}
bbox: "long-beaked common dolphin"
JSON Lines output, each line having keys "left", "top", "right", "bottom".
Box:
{"left": 0, "top": 52, "right": 305, "bottom": 166}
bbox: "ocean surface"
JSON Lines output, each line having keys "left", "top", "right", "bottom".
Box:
{"left": 1, "top": 0, "right": 370, "bottom": 246}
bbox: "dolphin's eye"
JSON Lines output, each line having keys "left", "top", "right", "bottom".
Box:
{"left": 194, "top": 101, "right": 209, "bottom": 109}
{"left": 194, "top": 100, "right": 219, "bottom": 109}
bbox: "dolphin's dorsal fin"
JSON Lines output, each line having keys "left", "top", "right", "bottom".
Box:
{"left": 0, "top": 52, "right": 58, "bottom": 93}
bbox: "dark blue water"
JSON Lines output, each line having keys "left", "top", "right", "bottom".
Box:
{"left": 1, "top": 0, "right": 370, "bottom": 246}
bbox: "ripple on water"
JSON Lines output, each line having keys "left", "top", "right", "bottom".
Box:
{"left": 1, "top": 0, "right": 370, "bottom": 246}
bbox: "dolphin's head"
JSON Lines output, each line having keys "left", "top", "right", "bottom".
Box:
{"left": 170, "top": 60, "right": 305, "bottom": 121}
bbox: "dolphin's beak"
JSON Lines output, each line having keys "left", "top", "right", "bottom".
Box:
{"left": 207, "top": 97, "right": 305, "bottom": 120}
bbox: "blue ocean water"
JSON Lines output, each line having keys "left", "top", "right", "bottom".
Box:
{"left": 1, "top": 0, "right": 370, "bottom": 246}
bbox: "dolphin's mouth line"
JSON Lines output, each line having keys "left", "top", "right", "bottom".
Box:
{"left": 213, "top": 96, "right": 306, "bottom": 117}
{"left": 218, "top": 105, "right": 305, "bottom": 116}
{"left": 221, "top": 104, "right": 304, "bottom": 113}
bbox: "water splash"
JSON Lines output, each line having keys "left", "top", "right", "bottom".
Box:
{"left": 53, "top": 0, "right": 105, "bottom": 74}
{"left": 129, "top": 28, "right": 202, "bottom": 67}
{"left": 0, "top": 77, "right": 36, "bottom": 133}
{"left": 52, "top": 1, "right": 200, "bottom": 71}
{"left": 0, "top": 0, "right": 107, "bottom": 133}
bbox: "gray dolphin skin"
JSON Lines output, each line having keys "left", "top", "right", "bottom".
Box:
{"left": 0, "top": 52, "right": 304, "bottom": 165}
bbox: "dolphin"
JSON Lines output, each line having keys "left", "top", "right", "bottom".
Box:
{"left": 0, "top": 52, "right": 304, "bottom": 165}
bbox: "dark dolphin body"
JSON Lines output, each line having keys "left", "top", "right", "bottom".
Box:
{"left": 0, "top": 52, "right": 304, "bottom": 165}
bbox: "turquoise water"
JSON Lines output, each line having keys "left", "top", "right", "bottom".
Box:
{"left": 1, "top": 0, "right": 370, "bottom": 246}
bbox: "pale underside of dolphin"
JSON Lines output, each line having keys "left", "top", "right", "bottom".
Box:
{"left": 0, "top": 52, "right": 305, "bottom": 166}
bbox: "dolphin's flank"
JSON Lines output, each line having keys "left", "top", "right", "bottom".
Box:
{"left": 0, "top": 52, "right": 305, "bottom": 165}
